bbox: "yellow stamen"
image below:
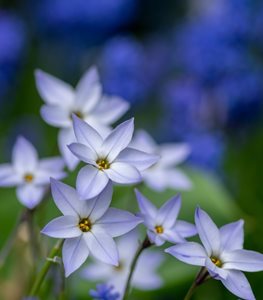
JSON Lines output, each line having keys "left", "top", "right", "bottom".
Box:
{"left": 96, "top": 158, "right": 110, "bottom": 171}
{"left": 78, "top": 218, "right": 92, "bottom": 232}
{"left": 211, "top": 256, "right": 222, "bottom": 268}
{"left": 71, "top": 111, "right": 84, "bottom": 119}
{"left": 24, "top": 173, "right": 34, "bottom": 183}
{"left": 155, "top": 225, "right": 164, "bottom": 234}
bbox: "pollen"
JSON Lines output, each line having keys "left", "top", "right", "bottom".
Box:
{"left": 96, "top": 158, "right": 110, "bottom": 170}
{"left": 24, "top": 173, "right": 34, "bottom": 183}
{"left": 155, "top": 225, "right": 164, "bottom": 234}
{"left": 78, "top": 218, "right": 92, "bottom": 232}
{"left": 211, "top": 256, "right": 222, "bottom": 268}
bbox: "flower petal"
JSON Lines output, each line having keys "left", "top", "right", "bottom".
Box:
{"left": 17, "top": 184, "right": 45, "bottom": 209}
{"left": 160, "top": 143, "right": 191, "bottom": 166}
{"left": 39, "top": 157, "right": 65, "bottom": 171}
{"left": 76, "top": 165, "right": 109, "bottom": 200}
{"left": 41, "top": 215, "right": 80, "bottom": 238}
{"left": 105, "top": 162, "right": 141, "bottom": 184}
{"left": 95, "top": 208, "right": 142, "bottom": 237}
{"left": 72, "top": 115, "right": 103, "bottom": 153}
{"left": 102, "top": 118, "right": 134, "bottom": 162}
{"left": 50, "top": 178, "right": 81, "bottom": 216}
{"left": 220, "top": 220, "right": 244, "bottom": 252}
{"left": 68, "top": 143, "right": 96, "bottom": 165}
{"left": 173, "top": 220, "right": 197, "bottom": 238}
{"left": 62, "top": 236, "right": 89, "bottom": 277}
{"left": 130, "top": 129, "right": 157, "bottom": 153}
{"left": 92, "top": 95, "right": 130, "bottom": 125}
{"left": 195, "top": 207, "right": 220, "bottom": 256}
{"left": 222, "top": 249, "right": 263, "bottom": 272}
{"left": 147, "top": 230, "right": 165, "bottom": 246}
{"left": 0, "top": 164, "right": 22, "bottom": 187}
{"left": 12, "top": 136, "right": 38, "bottom": 173}
{"left": 205, "top": 257, "right": 228, "bottom": 279}
{"left": 165, "top": 242, "right": 207, "bottom": 266}
{"left": 156, "top": 195, "right": 181, "bottom": 229}
{"left": 164, "top": 169, "right": 192, "bottom": 190}
{"left": 162, "top": 228, "right": 185, "bottom": 244}
{"left": 40, "top": 105, "right": 71, "bottom": 128}
{"left": 84, "top": 228, "right": 119, "bottom": 266}
{"left": 35, "top": 69, "right": 74, "bottom": 107}
{"left": 58, "top": 128, "right": 79, "bottom": 171}
{"left": 135, "top": 189, "right": 157, "bottom": 219}
{"left": 220, "top": 270, "right": 255, "bottom": 300}
{"left": 116, "top": 148, "right": 159, "bottom": 171}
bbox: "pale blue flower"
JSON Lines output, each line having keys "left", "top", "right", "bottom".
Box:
{"left": 0, "top": 136, "right": 65, "bottom": 209}
{"left": 165, "top": 207, "right": 263, "bottom": 300}
{"left": 42, "top": 179, "right": 142, "bottom": 277}
{"left": 89, "top": 284, "right": 120, "bottom": 300}
{"left": 135, "top": 190, "right": 196, "bottom": 246}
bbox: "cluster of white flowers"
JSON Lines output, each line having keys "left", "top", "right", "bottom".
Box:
{"left": 1, "top": 66, "right": 263, "bottom": 300}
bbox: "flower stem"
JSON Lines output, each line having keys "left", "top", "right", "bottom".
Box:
{"left": 29, "top": 239, "right": 64, "bottom": 297}
{"left": 184, "top": 267, "right": 210, "bottom": 300}
{"left": 123, "top": 236, "right": 152, "bottom": 300}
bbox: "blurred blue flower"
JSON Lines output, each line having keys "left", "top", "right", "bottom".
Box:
{"left": 89, "top": 284, "right": 120, "bottom": 300}
{"left": 0, "top": 11, "right": 26, "bottom": 102}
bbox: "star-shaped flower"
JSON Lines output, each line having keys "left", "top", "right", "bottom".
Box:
{"left": 35, "top": 66, "right": 130, "bottom": 170}
{"left": 42, "top": 179, "right": 142, "bottom": 277}
{"left": 165, "top": 207, "right": 263, "bottom": 300}
{"left": 130, "top": 130, "right": 192, "bottom": 191}
{"left": 68, "top": 117, "right": 159, "bottom": 200}
{"left": 135, "top": 190, "right": 196, "bottom": 246}
{"left": 0, "top": 136, "right": 65, "bottom": 209}
{"left": 83, "top": 230, "right": 163, "bottom": 297}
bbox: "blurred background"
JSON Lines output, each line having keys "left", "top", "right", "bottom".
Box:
{"left": 1, "top": 0, "right": 263, "bottom": 299}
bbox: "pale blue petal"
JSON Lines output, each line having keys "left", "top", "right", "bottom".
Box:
{"left": 147, "top": 230, "right": 164, "bottom": 246}
{"left": 173, "top": 220, "right": 197, "bottom": 238}
{"left": 40, "top": 105, "right": 71, "bottom": 128}
{"left": 135, "top": 189, "right": 157, "bottom": 219}
{"left": 105, "top": 162, "right": 141, "bottom": 185}
{"left": 220, "top": 220, "right": 244, "bottom": 252}
{"left": 68, "top": 142, "right": 97, "bottom": 165}
{"left": 205, "top": 257, "right": 228, "bottom": 279}
{"left": 17, "top": 184, "right": 45, "bottom": 209}
{"left": 0, "top": 164, "right": 22, "bottom": 187}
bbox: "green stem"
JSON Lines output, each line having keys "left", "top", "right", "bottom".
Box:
{"left": 123, "top": 236, "right": 152, "bottom": 300}
{"left": 184, "top": 267, "right": 209, "bottom": 300}
{"left": 29, "top": 239, "right": 64, "bottom": 296}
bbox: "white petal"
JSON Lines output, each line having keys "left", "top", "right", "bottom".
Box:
{"left": 162, "top": 228, "right": 185, "bottom": 243}
{"left": 40, "top": 105, "right": 71, "bottom": 128}
{"left": 62, "top": 236, "right": 89, "bottom": 277}
{"left": 58, "top": 128, "right": 79, "bottom": 171}
{"left": 160, "top": 143, "right": 191, "bottom": 166}
{"left": 220, "top": 270, "right": 255, "bottom": 300}
{"left": 12, "top": 136, "right": 38, "bottom": 173}
{"left": 0, "top": 164, "right": 22, "bottom": 187}
{"left": 75, "top": 67, "right": 102, "bottom": 113}
{"left": 76, "top": 165, "right": 109, "bottom": 200}
{"left": 135, "top": 189, "right": 157, "bottom": 219}
{"left": 165, "top": 242, "right": 207, "bottom": 266}
{"left": 222, "top": 249, "right": 263, "bottom": 272}
{"left": 147, "top": 230, "right": 165, "bottom": 246}
{"left": 41, "top": 215, "right": 80, "bottom": 238}
{"left": 17, "top": 184, "right": 45, "bottom": 209}
{"left": 84, "top": 228, "right": 119, "bottom": 266}
{"left": 220, "top": 220, "right": 244, "bottom": 252}
{"left": 91, "top": 95, "right": 130, "bottom": 125}
{"left": 81, "top": 261, "right": 112, "bottom": 280}
{"left": 50, "top": 178, "right": 81, "bottom": 216}
{"left": 35, "top": 69, "right": 74, "bottom": 107}
{"left": 165, "top": 169, "right": 192, "bottom": 190}
{"left": 156, "top": 195, "right": 181, "bottom": 229}
{"left": 105, "top": 162, "right": 141, "bottom": 185}
{"left": 173, "top": 220, "right": 197, "bottom": 238}
{"left": 116, "top": 148, "right": 159, "bottom": 171}
{"left": 102, "top": 118, "right": 134, "bottom": 162}
{"left": 195, "top": 207, "right": 221, "bottom": 256}
{"left": 129, "top": 129, "right": 157, "bottom": 153}
{"left": 95, "top": 208, "right": 142, "bottom": 237}
{"left": 68, "top": 143, "right": 96, "bottom": 165}
{"left": 142, "top": 169, "right": 169, "bottom": 192}
{"left": 72, "top": 115, "right": 103, "bottom": 153}
{"left": 38, "top": 157, "right": 65, "bottom": 171}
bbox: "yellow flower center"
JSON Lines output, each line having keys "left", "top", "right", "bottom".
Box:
{"left": 114, "top": 262, "right": 123, "bottom": 272}
{"left": 70, "top": 111, "right": 84, "bottom": 119}
{"left": 155, "top": 225, "right": 164, "bottom": 234}
{"left": 96, "top": 158, "right": 110, "bottom": 171}
{"left": 78, "top": 218, "right": 92, "bottom": 232}
{"left": 211, "top": 256, "right": 222, "bottom": 268}
{"left": 24, "top": 173, "right": 34, "bottom": 183}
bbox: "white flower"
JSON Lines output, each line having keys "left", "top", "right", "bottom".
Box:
{"left": 0, "top": 136, "right": 65, "bottom": 209}
{"left": 35, "top": 66, "right": 130, "bottom": 170}
{"left": 82, "top": 230, "right": 163, "bottom": 297}
{"left": 135, "top": 190, "right": 196, "bottom": 246}
{"left": 68, "top": 117, "right": 159, "bottom": 200}
{"left": 130, "top": 130, "right": 192, "bottom": 191}
{"left": 42, "top": 179, "right": 142, "bottom": 277}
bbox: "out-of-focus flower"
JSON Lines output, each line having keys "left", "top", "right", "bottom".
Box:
{"left": 130, "top": 130, "right": 191, "bottom": 191}
{"left": 42, "top": 179, "right": 142, "bottom": 276}
{"left": 83, "top": 230, "right": 163, "bottom": 296}
{"left": 89, "top": 284, "right": 120, "bottom": 300}
{"left": 69, "top": 117, "right": 159, "bottom": 199}
{"left": 135, "top": 190, "right": 196, "bottom": 246}
{"left": 166, "top": 207, "right": 263, "bottom": 300}
{"left": 35, "top": 66, "right": 129, "bottom": 170}
{"left": 0, "top": 11, "right": 26, "bottom": 102}
{"left": 0, "top": 136, "right": 65, "bottom": 209}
